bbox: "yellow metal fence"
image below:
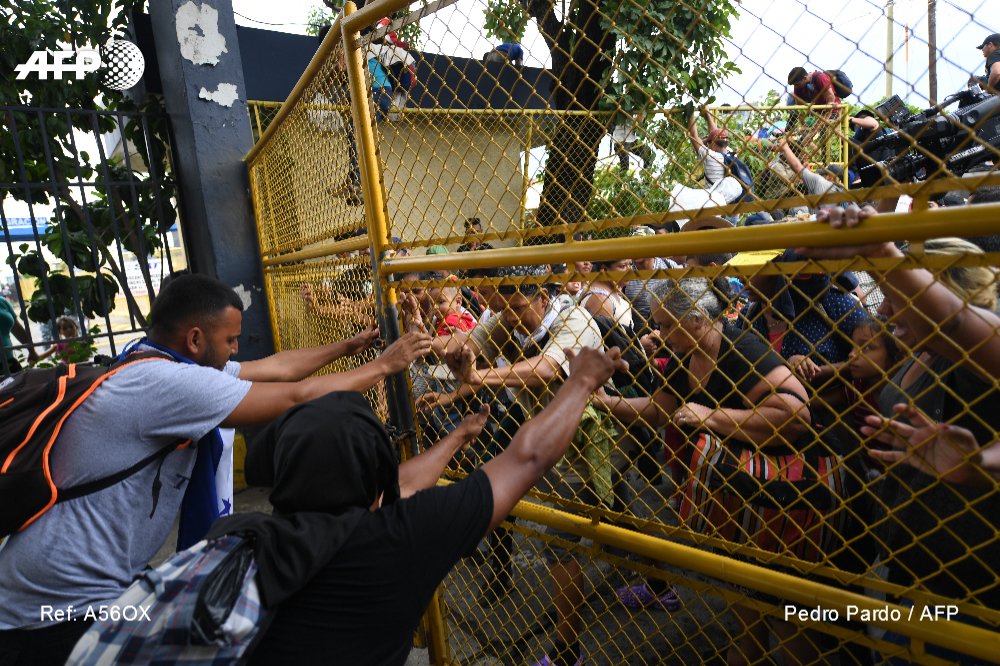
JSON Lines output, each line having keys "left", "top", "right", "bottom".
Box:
{"left": 246, "top": 0, "right": 1000, "bottom": 662}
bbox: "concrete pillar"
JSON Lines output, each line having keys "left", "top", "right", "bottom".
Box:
{"left": 148, "top": 0, "right": 273, "bottom": 359}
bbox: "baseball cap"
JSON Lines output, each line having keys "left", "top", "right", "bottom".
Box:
{"left": 817, "top": 164, "right": 844, "bottom": 180}
{"left": 976, "top": 33, "right": 1000, "bottom": 49}
{"left": 706, "top": 128, "right": 729, "bottom": 143}
{"left": 680, "top": 216, "right": 733, "bottom": 232}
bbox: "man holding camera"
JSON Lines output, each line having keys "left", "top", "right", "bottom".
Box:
{"left": 977, "top": 33, "right": 1000, "bottom": 94}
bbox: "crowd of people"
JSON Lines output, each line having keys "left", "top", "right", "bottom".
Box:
{"left": 4, "top": 191, "right": 998, "bottom": 665}
{"left": 230, "top": 205, "right": 1000, "bottom": 666}
{"left": 619, "top": 31, "right": 1000, "bottom": 221}
{"left": 2, "top": 30, "right": 1000, "bottom": 666}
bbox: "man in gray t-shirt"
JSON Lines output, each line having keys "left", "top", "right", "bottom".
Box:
{"left": 0, "top": 273, "right": 432, "bottom": 665}
{"left": 774, "top": 139, "right": 845, "bottom": 212}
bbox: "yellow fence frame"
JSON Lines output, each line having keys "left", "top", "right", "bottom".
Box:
{"left": 245, "top": 0, "right": 1000, "bottom": 661}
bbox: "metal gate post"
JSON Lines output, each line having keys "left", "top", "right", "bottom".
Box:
{"left": 340, "top": 4, "right": 451, "bottom": 662}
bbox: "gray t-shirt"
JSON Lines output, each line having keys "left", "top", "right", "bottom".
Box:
{"left": 0, "top": 355, "right": 251, "bottom": 629}
{"left": 800, "top": 168, "right": 843, "bottom": 210}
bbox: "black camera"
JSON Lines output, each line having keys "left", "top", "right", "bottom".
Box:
{"left": 858, "top": 88, "right": 1000, "bottom": 187}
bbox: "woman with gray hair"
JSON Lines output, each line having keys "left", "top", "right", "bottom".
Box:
{"left": 597, "top": 276, "right": 847, "bottom": 666}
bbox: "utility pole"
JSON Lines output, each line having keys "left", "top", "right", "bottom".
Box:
{"left": 928, "top": 0, "right": 938, "bottom": 104}
{"left": 886, "top": 0, "right": 894, "bottom": 98}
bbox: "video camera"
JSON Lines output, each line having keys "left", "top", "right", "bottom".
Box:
{"left": 858, "top": 87, "right": 1000, "bottom": 187}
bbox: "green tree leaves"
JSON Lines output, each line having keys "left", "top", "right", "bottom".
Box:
{"left": 483, "top": 0, "right": 740, "bottom": 232}
{"left": 2, "top": 2, "right": 175, "bottom": 328}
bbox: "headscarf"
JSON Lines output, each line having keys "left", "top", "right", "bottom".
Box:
{"left": 208, "top": 391, "right": 400, "bottom": 607}
{"left": 246, "top": 391, "right": 399, "bottom": 514}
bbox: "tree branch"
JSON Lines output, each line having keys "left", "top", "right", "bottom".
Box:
{"left": 520, "top": 0, "right": 560, "bottom": 53}
{"left": 59, "top": 190, "right": 148, "bottom": 327}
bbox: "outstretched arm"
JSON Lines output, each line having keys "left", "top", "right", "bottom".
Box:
{"left": 446, "top": 344, "right": 561, "bottom": 390}
{"left": 239, "top": 325, "right": 379, "bottom": 382}
{"left": 863, "top": 403, "right": 1000, "bottom": 486}
{"left": 687, "top": 112, "right": 704, "bottom": 152}
{"left": 777, "top": 139, "right": 806, "bottom": 176}
{"left": 33, "top": 344, "right": 59, "bottom": 364}
{"left": 222, "top": 331, "right": 432, "bottom": 426}
{"left": 798, "top": 205, "right": 1000, "bottom": 379}
{"left": 592, "top": 384, "right": 676, "bottom": 430}
{"left": 701, "top": 105, "right": 719, "bottom": 135}
{"left": 398, "top": 407, "right": 490, "bottom": 497}
{"left": 481, "top": 347, "right": 626, "bottom": 531}
{"left": 675, "top": 366, "right": 811, "bottom": 446}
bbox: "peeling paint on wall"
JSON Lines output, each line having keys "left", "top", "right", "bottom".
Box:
{"left": 233, "top": 284, "right": 252, "bottom": 311}
{"left": 176, "top": 1, "right": 228, "bottom": 65}
{"left": 199, "top": 82, "right": 239, "bottom": 107}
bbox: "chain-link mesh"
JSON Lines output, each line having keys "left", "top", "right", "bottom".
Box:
{"left": 248, "top": 101, "right": 282, "bottom": 143}
{"left": 247, "top": 0, "right": 1000, "bottom": 662}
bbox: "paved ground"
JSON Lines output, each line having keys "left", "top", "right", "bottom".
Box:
{"left": 431, "top": 480, "right": 740, "bottom": 665}
{"left": 153, "top": 482, "right": 738, "bottom": 665}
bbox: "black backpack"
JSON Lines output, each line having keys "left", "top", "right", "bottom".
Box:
{"left": 0, "top": 352, "right": 180, "bottom": 537}
{"left": 590, "top": 315, "right": 656, "bottom": 397}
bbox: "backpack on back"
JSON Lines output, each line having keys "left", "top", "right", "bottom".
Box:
{"left": 590, "top": 315, "right": 656, "bottom": 398}
{"left": 823, "top": 69, "right": 853, "bottom": 98}
{"left": 66, "top": 534, "right": 270, "bottom": 665}
{"left": 723, "top": 152, "right": 755, "bottom": 202}
{"left": 0, "top": 352, "right": 178, "bottom": 538}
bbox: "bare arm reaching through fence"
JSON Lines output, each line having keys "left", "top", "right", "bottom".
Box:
{"left": 863, "top": 403, "right": 1000, "bottom": 486}
{"left": 674, "top": 366, "right": 811, "bottom": 446}
{"left": 239, "top": 325, "right": 380, "bottom": 382}
{"left": 480, "top": 347, "right": 626, "bottom": 531}
{"left": 798, "top": 205, "right": 1000, "bottom": 380}
{"left": 398, "top": 407, "right": 490, "bottom": 497}
{"left": 222, "top": 331, "right": 433, "bottom": 426}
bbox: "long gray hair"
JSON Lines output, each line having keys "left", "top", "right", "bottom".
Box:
{"left": 649, "top": 277, "right": 724, "bottom": 322}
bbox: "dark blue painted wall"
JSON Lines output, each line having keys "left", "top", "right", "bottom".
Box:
{"left": 134, "top": 13, "right": 552, "bottom": 108}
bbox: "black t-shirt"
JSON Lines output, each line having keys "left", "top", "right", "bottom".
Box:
{"left": 249, "top": 470, "right": 494, "bottom": 665}
{"left": 663, "top": 324, "right": 787, "bottom": 445}
{"left": 877, "top": 357, "right": 1000, "bottom": 608}
{"left": 457, "top": 242, "right": 495, "bottom": 253}
{"left": 984, "top": 51, "right": 1000, "bottom": 87}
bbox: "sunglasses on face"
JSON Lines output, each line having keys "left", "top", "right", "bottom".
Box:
{"left": 712, "top": 139, "right": 729, "bottom": 146}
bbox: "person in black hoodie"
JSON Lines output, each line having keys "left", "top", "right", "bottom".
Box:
{"left": 211, "top": 346, "right": 625, "bottom": 665}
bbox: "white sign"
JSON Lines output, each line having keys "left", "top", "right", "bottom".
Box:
{"left": 15, "top": 40, "right": 145, "bottom": 91}
{"left": 125, "top": 259, "right": 164, "bottom": 297}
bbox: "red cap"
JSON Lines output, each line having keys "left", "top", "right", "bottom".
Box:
{"left": 706, "top": 128, "right": 729, "bottom": 143}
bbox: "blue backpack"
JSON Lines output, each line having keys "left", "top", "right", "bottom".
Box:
{"left": 723, "top": 152, "right": 755, "bottom": 202}
{"left": 66, "top": 535, "right": 270, "bottom": 665}
{"left": 825, "top": 69, "right": 854, "bottom": 99}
